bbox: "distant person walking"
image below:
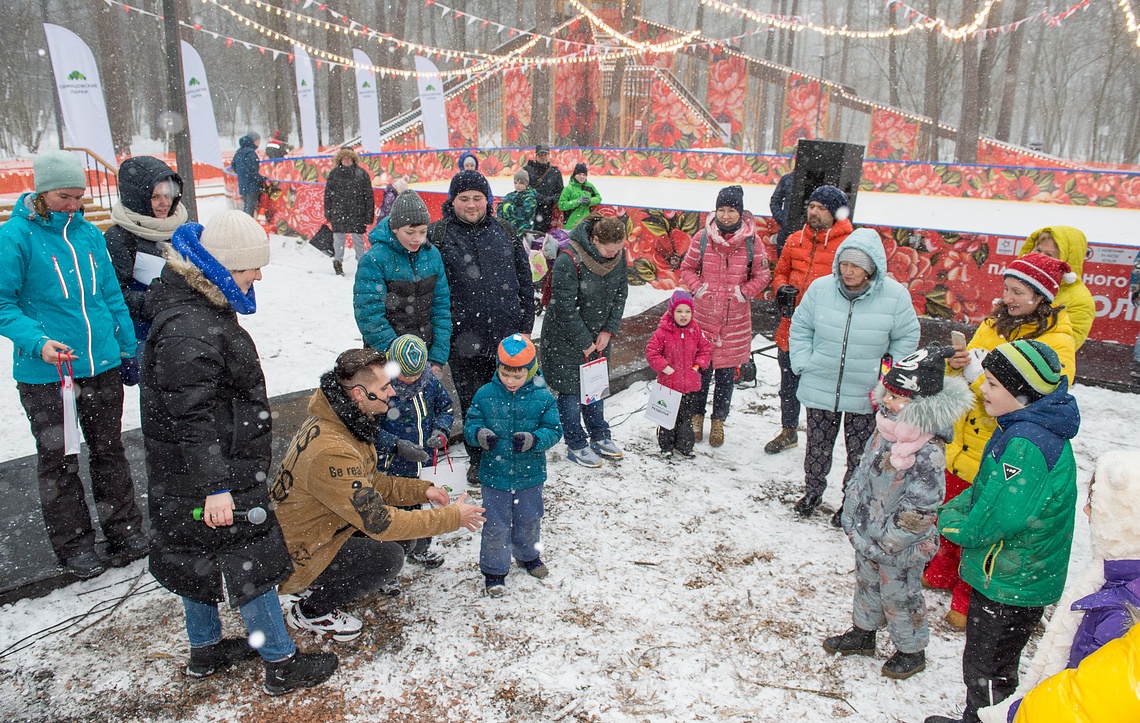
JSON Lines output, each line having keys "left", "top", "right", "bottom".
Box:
{"left": 324, "top": 148, "right": 375, "bottom": 276}
{"left": 232, "top": 132, "right": 263, "bottom": 217}
{"left": 264, "top": 130, "right": 291, "bottom": 159}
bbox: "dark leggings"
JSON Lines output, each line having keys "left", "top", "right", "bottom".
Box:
{"left": 693, "top": 367, "right": 736, "bottom": 420}
{"left": 960, "top": 589, "right": 1044, "bottom": 723}
{"left": 657, "top": 392, "right": 702, "bottom": 454}
{"left": 300, "top": 535, "right": 408, "bottom": 617}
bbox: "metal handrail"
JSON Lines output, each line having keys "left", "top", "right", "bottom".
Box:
{"left": 63, "top": 147, "right": 118, "bottom": 210}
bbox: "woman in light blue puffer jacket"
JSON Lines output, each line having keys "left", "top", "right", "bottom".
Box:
{"left": 788, "top": 227, "right": 920, "bottom": 523}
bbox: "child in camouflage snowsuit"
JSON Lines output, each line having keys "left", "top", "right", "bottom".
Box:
{"left": 823, "top": 345, "right": 973, "bottom": 680}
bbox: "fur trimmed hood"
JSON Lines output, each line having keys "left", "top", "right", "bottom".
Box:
{"left": 873, "top": 374, "right": 973, "bottom": 441}
{"left": 1088, "top": 450, "right": 1140, "bottom": 561}
{"left": 163, "top": 244, "right": 229, "bottom": 308}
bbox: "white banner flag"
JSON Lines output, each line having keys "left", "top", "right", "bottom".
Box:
{"left": 414, "top": 55, "right": 450, "bottom": 150}
{"left": 293, "top": 44, "right": 319, "bottom": 156}
{"left": 180, "top": 41, "right": 224, "bottom": 169}
{"left": 43, "top": 24, "right": 116, "bottom": 166}
{"left": 353, "top": 49, "right": 382, "bottom": 153}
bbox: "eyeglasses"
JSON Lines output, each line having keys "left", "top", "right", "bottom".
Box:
{"left": 351, "top": 384, "right": 381, "bottom": 401}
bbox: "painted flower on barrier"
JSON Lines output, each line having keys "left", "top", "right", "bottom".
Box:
{"left": 894, "top": 164, "right": 949, "bottom": 195}
{"left": 446, "top": 87, "right": 479, "bottom": 149}
{"left": 623, "top": 207, "right": 701, "bottom": 289}
{"left": 646, "top": 77, "right": 705, "bottom": 149}
{"left": 781, "top": 76, "right": 824, "bottom": 152}
{"left": 619, "top": 152, "right": 667, "bottom": 179}
{"left": 707, "top": 55, "right": 747, "bottom": 139}
{"left": 503, "top": 69, "right": 532, "bottom": 145}
{"left": 1116, "top": 176, "right": 1140, "bottom": 207}
{"left": 868, "top": 110, "right": 920, "bottom": 161}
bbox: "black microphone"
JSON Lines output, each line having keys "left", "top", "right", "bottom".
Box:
{"left": 192, "top": 506, "right": 268, "bottom": 525}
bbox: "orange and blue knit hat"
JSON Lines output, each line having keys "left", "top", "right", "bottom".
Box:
{"left": 498, "top": 334, "right": 537, "bottom": 378}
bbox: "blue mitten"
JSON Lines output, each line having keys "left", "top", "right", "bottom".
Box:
{"left": 120, "top": 357, "right": 140, "bottom": 386}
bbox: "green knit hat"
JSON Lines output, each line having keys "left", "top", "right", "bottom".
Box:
{"left": 34, "top": 150, "right": 87, "bottom": 194}
{"left": 982, "top": 339, "right": 1062, "bottom": 404}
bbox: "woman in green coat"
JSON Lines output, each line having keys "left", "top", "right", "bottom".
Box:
{"left": 557, "top": 163, "right": 602, "bottom": 230}
{"left": 539, "top": 215, "right": 628, "bottom": 468}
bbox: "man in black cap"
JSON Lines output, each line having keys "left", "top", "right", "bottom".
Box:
{"left": 524, "top": 144, "right": 564, "bottom": 233}
{"left": 432, "top": 170, "right": 535, "bottom": 487}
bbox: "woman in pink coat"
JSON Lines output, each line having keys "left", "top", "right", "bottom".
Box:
{"left": 679, "top": 186, "right": 771, "bottom": 448}
{"left": 646, "top": 290, "right": 712, "bottom": 458}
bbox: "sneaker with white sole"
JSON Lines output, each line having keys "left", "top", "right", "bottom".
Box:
{"left": 567, "top": 445, "right": 603, "bottom": 468}
{"left": 286, "top": 602, "right": 363, "bottom": 642}
{"left": 408, "top": 549, "right": 445, "bottom": 568}
{"left": 591, "top": 439, "right": 623, "bottom": 459}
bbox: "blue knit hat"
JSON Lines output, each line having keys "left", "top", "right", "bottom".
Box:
{"left": 808, "top": 185, "right": 849, "bottom": 220}
{"left": 389, "top": 334, "right": 428, "bottom": 377}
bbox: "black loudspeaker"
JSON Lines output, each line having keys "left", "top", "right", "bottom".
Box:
{"left": 784, "top": 140, "right": 865, "bottom": 236}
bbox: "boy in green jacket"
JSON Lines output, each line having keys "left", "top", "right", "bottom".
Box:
{"left": 925, "top": 339, "right": 1080, "bottom": 723}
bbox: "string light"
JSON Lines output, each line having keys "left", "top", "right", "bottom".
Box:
{"left": 1118, "top": 0, "right": 1140, "bottom": 47}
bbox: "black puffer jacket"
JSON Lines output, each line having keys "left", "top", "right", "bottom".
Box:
{"left": 434, "top": 202, "right": 535, "bottom": 359}
{"left": 524, "top": 159, "right": 564, "bottom": 233}
{"left": 141, "top": 259, "right": 291, "bottom": 607}
{"left": 323, "top": 163, "right": 374, "bottom": 234}
{"left": 104, "top": 156, "right": 182, "bottom": 325}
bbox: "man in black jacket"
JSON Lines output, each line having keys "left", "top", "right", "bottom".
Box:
{"left": 524, "top": 144, "right": 564, "bottom": 234}
{"left": 433, "top": 170, "right": 535, "bottom": 485}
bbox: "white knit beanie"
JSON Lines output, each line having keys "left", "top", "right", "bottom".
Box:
{"left": 200, "top": 210, "right": 270, "bottom": 270}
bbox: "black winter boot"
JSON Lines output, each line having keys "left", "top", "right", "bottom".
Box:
{"left": 187, "top": 637, "right": 260, "bottom": 678}
{"left": 822, "top": 626, "right": 876, "bottom": 656}
{"left": 881, "top": 649, "right": 926, "bottom": 679}
{"left": 263, "top": 651, "right": 338, "bottom": 696}
{"left": 332, "top": 260, "right": 344, "bottom": 276}
{"left": 794, "top": 492, "right": 822, "bottom": 518}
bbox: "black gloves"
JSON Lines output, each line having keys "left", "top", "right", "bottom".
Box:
{"left": 512, "top": 432, "right": 536, "bottom": 453}
{"left": 120, "top": 357, "right": 140, "bottom": 386}
{"left": 395, "top": 439, "right": 430, "bottom": 464}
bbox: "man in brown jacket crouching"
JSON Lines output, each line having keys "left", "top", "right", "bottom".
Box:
{"left": 271, "top": 348, "right": 485, "bottom": 641}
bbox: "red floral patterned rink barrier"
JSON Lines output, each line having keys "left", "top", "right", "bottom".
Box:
{"left": 234, "top": 147, "right": 1140, "bottom": 344}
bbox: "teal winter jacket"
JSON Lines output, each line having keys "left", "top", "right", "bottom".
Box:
{"left": 789, "top": 228, "right": 920, "bottom": 414}
{"left": 355, "top": 217, "right": 452, "bottom": 366}
{"left": 0, "top": 193, "right": 135, "bottom": 383}
{"left": 463, "top": 373, "right": 562, "bottom": 492}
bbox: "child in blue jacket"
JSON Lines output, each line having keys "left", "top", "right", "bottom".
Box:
{"left": 375, "top": 334, "right": 454, "bottom": 569}
{"left": 464, "top": 334, "right": 563, "bottom": 597}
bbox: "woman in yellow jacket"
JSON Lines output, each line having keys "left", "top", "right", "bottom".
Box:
{"left": 1019, "top": 226, "right": 1095, "bottom": 348}
{"left": 924, "top": 253, "right": 1078, "bottom": 627}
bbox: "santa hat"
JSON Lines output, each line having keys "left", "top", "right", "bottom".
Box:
{"left": 1004, "top": 252, "right": 1076, "bottom": 303}
{"left": 882, "top": 345, "right": 955, "bottom": 399}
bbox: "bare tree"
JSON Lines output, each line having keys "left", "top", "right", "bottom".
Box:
{"left": 994, "top": 0, "right": 1029, "bottom": 141}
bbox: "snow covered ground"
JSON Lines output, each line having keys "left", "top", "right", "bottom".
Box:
{"left": 0, "top": 182, "right": 1137, "bottom": 722}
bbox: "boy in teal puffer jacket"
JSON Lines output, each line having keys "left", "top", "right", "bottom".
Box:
{"left": 354, "top": 190, "right": 451, "bottom": 372}
{"left": 925, "top": 339, "right": 1079, "bottom": 723}
{"left": 464, "top": 334, "right": 562, "bottom": 597}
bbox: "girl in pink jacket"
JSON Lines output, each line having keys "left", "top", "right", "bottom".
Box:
{"left": 679, "top": 185, "right": 771, "bottom": 448}
{"left": 646, "top": 290, "right": 712, "bottom": 458}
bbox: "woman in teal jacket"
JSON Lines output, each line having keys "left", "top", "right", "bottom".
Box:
{"left": 0, "top": 151, "right": 144, "bottom": 579}
{"left": 557, "top": 163, "right": 601, "bottom": 230}
{"left": 353, "top": 191, "right": 451, "bottom": 371}
{"left": 788, "top": 228, "right": 920, "bottom": 521}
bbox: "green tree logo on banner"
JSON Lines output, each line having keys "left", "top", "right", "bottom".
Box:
{"left": 425, "top": 84, "right": 436, "bottom": 92}
{"left": 362, "top": 81, "right": 371, "bottom": 88}
{"left": 67, "top": 70, "right": 86, "bottom": 80}
{"left": 188, "top": 77, "right": 200, "bottom": 86}
{"left": 301, "top": 79, "right": 308, "bottom": 87}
